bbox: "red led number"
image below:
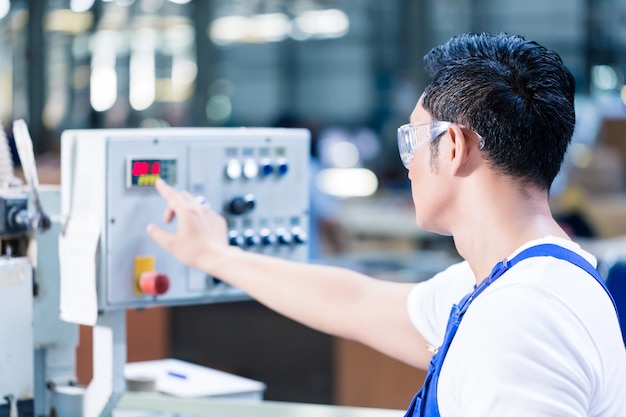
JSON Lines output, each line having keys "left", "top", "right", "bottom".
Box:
{"left": 151, "top": 161, "right": 160, "bottom": 175}
{"left": 132, "top": 161, "right": 149, "bottom": 176}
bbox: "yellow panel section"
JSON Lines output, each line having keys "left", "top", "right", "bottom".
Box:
{"left": 134, "top": 256, "right": 155, "bottom": 295}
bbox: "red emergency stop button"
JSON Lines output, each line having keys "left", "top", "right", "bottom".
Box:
{"left": 139, "top": 272, "right": 170, "bottom": 296}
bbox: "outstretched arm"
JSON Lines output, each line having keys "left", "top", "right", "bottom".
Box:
{"left": 147, "top": 179, "right": 433, "bottom": 369}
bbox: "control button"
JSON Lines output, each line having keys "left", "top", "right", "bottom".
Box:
{"left": 228, "top": 230, "right": 244, "bottom": 247}
{"left": 259, "top": 228, "right": 276, "bottom": 246}
{"left": 195, "top": 195, "right": 210, "bottom": 208}
{"left": 244, "top": 229, "right": 260, "bottom": 247}
{"left": 243, "top": 158, "right": 259, "bottom": 179}
{"left": 260, "top": 158, "right": 274, "bottom": 177}
{"left": 139, "top": 272, "right": 170, "bottom": 296}
{"left": 228, "top": 194, "right": 256, "bottom": 215}
{"left": 225, "top": 159, "right": 242, "bottom": 180}
{"left": 276, "top": 158, "right": 289, "bottom": 176}
{"left": 291, "top": 226, "right": 308, "bottom": 244}
{"left": 276, "top": 228, "right": 293, "bottom": 245}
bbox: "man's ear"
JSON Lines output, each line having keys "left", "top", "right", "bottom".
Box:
{"left": 447, "top": 125, "right": 473, "bottom": 176}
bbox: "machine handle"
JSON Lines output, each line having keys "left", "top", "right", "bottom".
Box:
{"left": 12, "top": 119, "right": 51, "bottom": 232}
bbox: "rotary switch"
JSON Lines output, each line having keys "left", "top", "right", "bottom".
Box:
{"left": 227, "top": 194, "right": 256, "bottom": 215}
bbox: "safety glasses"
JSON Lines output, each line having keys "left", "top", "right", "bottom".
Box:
{"left": 397, "top": 121, "right": 484, "bottom": 169}
{"left": 397, "top": 121, "right": 453, "bottom": 168}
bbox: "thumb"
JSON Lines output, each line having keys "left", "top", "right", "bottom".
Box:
{"left": 146, "top": 223, "right": 174, "bottom": 250}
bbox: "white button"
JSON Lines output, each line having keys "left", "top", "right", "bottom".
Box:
{"left": 225, "top": 159, "right": 242, "bottom": 180}
{"left": 243, "top": 158, "right": 259, "bottom": 179}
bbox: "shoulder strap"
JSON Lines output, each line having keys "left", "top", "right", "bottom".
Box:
{"left": 508, "top": 243, "right": 619, "bottom": 319}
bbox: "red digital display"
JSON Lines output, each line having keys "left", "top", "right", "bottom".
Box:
{"left": 128, "top": 158, "right": 176, "bottom": 187}
{"left": 132, "top": 161, "right": 148, "bottom": 176}
{"left": 131, "top": 161, "right": 160, "bottom": 176}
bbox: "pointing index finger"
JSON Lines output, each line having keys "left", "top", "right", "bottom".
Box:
{"left": 154, "top": 178, "right": 183, "bottom": 209}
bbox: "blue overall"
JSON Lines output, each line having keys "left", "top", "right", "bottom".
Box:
{"left": 404, "top": 243, "right": 620, "bottom": 417}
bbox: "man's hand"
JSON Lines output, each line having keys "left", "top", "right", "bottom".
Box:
{"left": 146, "top": 178, "right": 229, "bottom": 271}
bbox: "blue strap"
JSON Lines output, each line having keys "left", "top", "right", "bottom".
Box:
{"left": 505, "top": 244, "right": 619, "bottom": 318}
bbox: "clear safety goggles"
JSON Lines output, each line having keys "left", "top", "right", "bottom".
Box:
{"left": 397, "top": 121, "right": 484, "bottom": 169}
{"left": 397, "top": 121, "right": 452, "bottom": 168}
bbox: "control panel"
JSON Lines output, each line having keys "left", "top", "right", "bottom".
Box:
{"left": 60, "top": 128, "right": 310, "bottom": 311}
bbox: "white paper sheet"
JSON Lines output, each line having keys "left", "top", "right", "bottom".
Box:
{"left": 125, "top": 359, "right": 266, "bottom": 399}
{"left": 59, "top": 214, "right": 100, "bottom": 326}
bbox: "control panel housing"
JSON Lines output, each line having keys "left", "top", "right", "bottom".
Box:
{"left": 61, "top": 128, "right": 310, "bottom": 311}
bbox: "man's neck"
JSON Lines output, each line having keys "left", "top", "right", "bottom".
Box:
{"left": 451, "top": 183, "right": 570, "bottom": 284}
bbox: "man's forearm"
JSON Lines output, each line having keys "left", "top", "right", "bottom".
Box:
{"left": 205, "top": 244, "right": 431, "bottom": 369}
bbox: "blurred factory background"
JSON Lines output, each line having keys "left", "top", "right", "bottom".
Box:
{"left": 1, "top": 0, "right": 626, "bottom": 410}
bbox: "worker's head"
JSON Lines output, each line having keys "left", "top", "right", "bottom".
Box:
{"left": 420, "top": 32, "right": 576, "bottom": 190}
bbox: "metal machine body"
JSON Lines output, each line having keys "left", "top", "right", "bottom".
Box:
{"left": 59, "top": 127, "right": 310, "bottom": 417}
{"left": 0, "top": 257, "right": 34, "bottom": 417}
{"left": 0, "top": 121, "right": 70, "bottom": 417}
{"left": 0, "top": 185, "right": 86, "bottom": 417}
{"left": 33, "top": 186, "right": 79, "bottom": 417}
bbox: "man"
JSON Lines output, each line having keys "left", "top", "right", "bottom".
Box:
{"left": 147, "top": 33, "right": 626, "bottom": 416}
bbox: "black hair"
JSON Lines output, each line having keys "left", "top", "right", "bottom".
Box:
{"left": 422, "top": 33, "right": 576, "bottom": 190}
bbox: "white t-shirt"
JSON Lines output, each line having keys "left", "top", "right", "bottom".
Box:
{"left": 407, "top": 236, "right": 626, "bottom": 417}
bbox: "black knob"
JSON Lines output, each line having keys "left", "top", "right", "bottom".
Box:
{"left": 228, "top": 194, "right": 256, "bottom": 215}
{"left": 276, "top": 228, "right": 292, "bottom": 245}
{"left": 291, "top": 227, "right": 308, "bottom": 244}
{"left": 228, "top": 230, "right": 244, "bottom": 247}
{"left": 259, "top": 228, "right": 276, "bottom": 246}
{"left": 244, "top": 230, "right": 260, "bottom": 247}
{"left": 36, "top": 213, "right": 51, "bottom": 232}
{"left": 7, "top": 206, "right": 30, "bottom": 233}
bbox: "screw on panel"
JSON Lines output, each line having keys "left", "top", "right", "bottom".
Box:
{"left": 153, "top": 139, "right": 159, "bottom": 145}
{"left": 110, "top": 218, "right": 116, "bottom": 224}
